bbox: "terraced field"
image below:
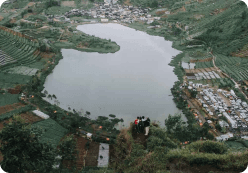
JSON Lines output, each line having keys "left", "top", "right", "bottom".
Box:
{"left": 0, "top": 26, "right": 40, "bottom": 72}
{"left": 215, "top": 53, "right": 248, "bottom": 81}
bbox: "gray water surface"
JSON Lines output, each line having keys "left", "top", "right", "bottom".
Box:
{"left": 43, "top": 23, "right": 185, "bottom": 128}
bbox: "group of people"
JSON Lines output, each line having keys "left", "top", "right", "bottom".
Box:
{"left": 134, "top": 116, "right": 150, "bottom": 135}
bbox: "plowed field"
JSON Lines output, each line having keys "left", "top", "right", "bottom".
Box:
{"left": 0, "top": 102, "right": 26, "bottom": 115}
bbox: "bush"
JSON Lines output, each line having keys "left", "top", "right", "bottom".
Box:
{"left": 4, "top": 22, "right": 17, "bottom": 28}
{"left": 215, "top": 123, "right": 222, "bottom": 132}
{"left": 147, "top": 136, "right": 163, "bottom": 151}
{"left": 200, "top": 140, "right": 228, "bottom": 154}
{"left": 150, "top": 20, "right": 160, "bottom": 26}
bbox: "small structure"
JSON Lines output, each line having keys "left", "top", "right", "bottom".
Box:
{"left": 32, "top": 110, "right": 50, "bottom": 119}
{"left": 97, "top": 143, "right": 109, "bottom": 167}
{"left": 86, "top": 133, "right": 92, "bottom": 139}
{"left": 101, "top": 18, "right": 108, "bottom": 22}
{"left": 186, "top": 73, "right": 196, "bottom": 80}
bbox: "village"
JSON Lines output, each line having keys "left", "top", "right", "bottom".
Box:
{"left": 46, "top": 0, "right": 164, "bottom": 27}
{"left": 183, "top": 79, "right": 248, "bottom": 141}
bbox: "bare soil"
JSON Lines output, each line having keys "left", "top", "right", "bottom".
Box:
{"left": 10, "top": 18, "right": 17, "bottom": 23}
{"left": 0, "top": 102, "right": 26, "bottom": 115}
{"left": 77, "top": 42, "right": 88, "bottom": 49}
{"left": 213, "top": 8, "right": 227, "bottom": 15}
{"left": 185, "top": 1, "right": 191, "bottom": 5}
{"left": 124, "top": 0, "right": 132, "bottom": 6}
{"left": 61, "top": 1, "right": 76, "bottom": 7}
{"left": 194, "top": 14, "right": 204, "bottom": 20}
{"left": 60, "top": 133, "right": 100, "bottom": 170}
{"left": 18, "top": 112, "right": 43, "bottom": 124}
{"left": 0, "top": 110, "right": 41, "bottom": 131}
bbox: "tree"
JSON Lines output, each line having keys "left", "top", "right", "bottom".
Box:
{"left": 189, "top": 89, "right": 198, "bottom": 98}
{"left": 57, "top": 135, "right": 78, "bottom": 169}
{"left": 48, "top": 94, "right": 52, "bottom": 100}
{"left": 44, "top": 90, "right": 48, "bottom": 96}
{"left": 242, "top": 11, "right": 247, "bottom": 20}
{"left": 164, "top": 114, "right": 183, "bottom": 134}
{"left": 52, "top": 94, "right": 57, "bottom": 99}
{"left": 0, "top": 115, "right": 56, "bottom": 173}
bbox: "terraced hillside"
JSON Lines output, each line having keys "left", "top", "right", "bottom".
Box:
{"left": 0, "top": 26, "right": 40, "bottom": 71}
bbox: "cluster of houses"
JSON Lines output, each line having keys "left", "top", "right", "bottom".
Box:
{"left": 192, "top": 84, "right": 248, "bottom": 128}
{"left": 185, "top": 82, "right": 248, "bottom": 140}
{"left": 62, "top": 2, "right": 164, "bottom": 25}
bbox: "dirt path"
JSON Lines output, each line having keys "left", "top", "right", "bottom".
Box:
{"left": 124, "top": 0, "right": 132, "bottom": 6}
{"left": 131, "top": 124, "right": 149, "bottom": 148}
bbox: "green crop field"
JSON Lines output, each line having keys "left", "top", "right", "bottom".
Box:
{"left": 0, "top": 105, "right": 35, "bottom": 121}
{"left": 215, "top": 54, "right": 248, "bottom": 81}
{"left": 0, "top": 72, "right": 32, "bottom": 89}
{"left": 0, "top": 93, "right": 19, "bottom": 107}
{"left": 225, "top": 141, "right": 245, "bottom": 149}
{"left": 195, "top": 60, "right": 214, "bottom": 69}
{"left": 31, "top": 118, "right": 68, "bottom": 148}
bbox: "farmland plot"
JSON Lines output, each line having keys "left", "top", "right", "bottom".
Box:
{"left": 215, "top": 54, "right": 248, "bottom": 81}
{"left": 3, "top": 66, "right": 39, "bottom": 76}
{"left": 0, "top": 111, "right": 42, "bottom": 130}
{"left": 0, "top": 50, "right": 16, "bottom": 66}
{"left": 0, "top": 93, "right": 19, "bottom": 107}
{"left": 31, "top": 118, "right": 68, "bottom": 148}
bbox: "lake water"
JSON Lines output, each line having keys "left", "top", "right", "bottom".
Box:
{"left": 43, "top": 23, "right": 186, "bottom": 128}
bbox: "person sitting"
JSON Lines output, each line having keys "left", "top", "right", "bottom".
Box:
{"left": 144, "top": 117, "right": 150, "bottom": 136}
{"left": 134, "top": 117, "right": 140, "bottom": 133}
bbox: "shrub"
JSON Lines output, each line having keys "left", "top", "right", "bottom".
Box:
{"left": 190, "top": 157, "right": 210, "bottom": 166}
{"left": 215, "top": 123, "right": 222, "bottom": 132}
{"left": 150, "top": 20, "right": 160, "bottom": 26}
{"left": 200, "top": 140, "right": 228, "bottom": 154}
{"left": 147, "top": 136, "right": 163, "bottom": 151}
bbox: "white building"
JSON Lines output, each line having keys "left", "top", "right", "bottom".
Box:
{"left": 101, "top": 18, "right": 109, "bottom": 22}
{"left": 216, "top": 132, "right": 234, "bottom": 141}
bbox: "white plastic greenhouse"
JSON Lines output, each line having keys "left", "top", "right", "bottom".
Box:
{"left": 32, "top": 110, "right": 50, "bottom": 119}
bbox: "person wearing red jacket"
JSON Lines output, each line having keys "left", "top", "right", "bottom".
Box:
{"left": 134, "top": 117, "right": 140, "bottom": 133}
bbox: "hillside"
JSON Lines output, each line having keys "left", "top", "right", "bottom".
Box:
{"left": 0, "top": 0, "right": 248, "bottom": 173}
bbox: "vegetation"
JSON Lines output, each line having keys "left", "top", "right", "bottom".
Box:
{"left": 0, "top": 115, "right": 56, "bottom": 173}
{"left": 1, "top": 0, "right": 248, "bottom": 172}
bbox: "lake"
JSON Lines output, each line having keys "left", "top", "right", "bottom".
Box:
{"left": 43, "top": 23, "right": 186, "bottom": 128}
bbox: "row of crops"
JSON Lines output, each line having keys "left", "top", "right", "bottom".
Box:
{"left": 0, "top": 28, "right": 40, "bottom": 71}
{"left": 31, "top": 118, "right": 68, "bottom": 148}
{"left": 0, "top": 72, "right": 32, "bottom": 89}
{"left": 195, "top": 60, "right": 214, "bottom": 69}
{"left": 0, "top": 105, "right": 35, "bottom": 121}
{"left": 215, "top": 54, "right": 248, "bottom": 81}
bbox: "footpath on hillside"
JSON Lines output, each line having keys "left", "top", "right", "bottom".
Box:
{"left": 131, "top": 124, "right": 149, "bottom": 148}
